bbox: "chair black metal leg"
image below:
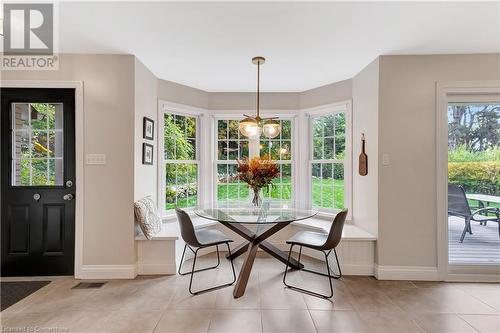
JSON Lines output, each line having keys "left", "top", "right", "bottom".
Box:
{"left": 226, "top": 243, "right": 237, "bottom": 285}
{"left": 178, "top": 244, "right": 221, "bottom": 276}
{"left": 299, "top": 249, "right": 342, "bottom": 279}
{"left": 460, "top": 218, "right": 472, "bottom": 243}
{"left": 323, "top": 250, "right": 334, "bottom": 299}
{"left": 282, "top": 244, "right": 294, "bottom": 287}
{"left": 332, "top": 248, "right": 342, "bottom": 278}
{"left": 185, "top": 243, "right": 236, "bottom": 295}
{"left": 178, "top": 244, "right": 188, "bottom": 276}
{"left": 283, "top": 245, "right": 338, "bottom": 299}
{"left": 188, "top": 248, "right": 199, "bottom": 294}
{"left": 460, "top": 225, "right": 468, "bottom": 243}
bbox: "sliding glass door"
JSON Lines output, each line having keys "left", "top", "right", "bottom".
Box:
{"left": 447, "top": 99, "right": 500, "bottom": 266}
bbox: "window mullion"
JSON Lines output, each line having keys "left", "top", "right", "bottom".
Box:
{"left": 186, "top": 166, "right": 189, "bottom": 207}
{"left": 320, "top": 163, "right": 323, "bottom": 208}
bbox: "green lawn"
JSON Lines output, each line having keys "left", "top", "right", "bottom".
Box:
{"left": 166, "top": 177, "right": 345, "bottom": 210}
{"left": 312, "top": 178, "right": 345, "bottom": 209}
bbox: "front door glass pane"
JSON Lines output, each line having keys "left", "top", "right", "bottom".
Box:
{"left": 11, "top": 103, "right": 64, "bottom": 186}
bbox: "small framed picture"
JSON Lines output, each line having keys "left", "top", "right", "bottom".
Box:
{"left": 143, "top": 117, "right": 154, "bottom": 140}
{"left": 142, "top": 143, "right": 154, "bottom": 165}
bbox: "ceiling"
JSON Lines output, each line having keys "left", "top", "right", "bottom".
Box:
{"left": 59, "top": 1, "right": 500, "bottom": 92}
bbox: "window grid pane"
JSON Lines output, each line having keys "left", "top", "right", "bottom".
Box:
{"left": 311, "top": 112, "right": 346, "bottom": 210}
{"left": 216, "top": 119, "right": 252, "bottom": 201}
{"left": 164, "top": 112, "right": 199, "bottom": 212}
{"left": 12, "top": 103, "right": 64, "bottom": 186}
{"left": 216, "top": 118, "right": 294, "bottom": 202}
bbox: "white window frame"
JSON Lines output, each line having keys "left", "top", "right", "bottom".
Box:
{"left": 158, "top": 101, "right": 206, "bottom": 218}
{"left": 303, "top": 100, "right": 352, "bottom": 218}
{"left": 211, "top": 112, "right": 298, "bottom": 204}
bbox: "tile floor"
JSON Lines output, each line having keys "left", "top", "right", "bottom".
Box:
{"left": 1, "top": 253, "right": 499, "bottom": 333}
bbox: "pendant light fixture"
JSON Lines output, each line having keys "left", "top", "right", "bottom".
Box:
{"left": 239, "top": 56, "right": 281, "bottom": 139}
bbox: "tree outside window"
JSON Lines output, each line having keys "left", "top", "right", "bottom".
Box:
{"left": 164, "top": 113, "right": 198, "bottom": 211}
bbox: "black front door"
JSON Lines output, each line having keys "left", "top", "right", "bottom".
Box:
{"left": 1, "top": 88, "right": 76, "bottom": 276}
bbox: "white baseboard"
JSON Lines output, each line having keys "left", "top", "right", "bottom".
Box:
{"left": 445, "top": 274, "right": 500, "bottom": 283}
{"left": 341, "top": 263, "right": 374, "bottom": 276}
{"left": 78, "top": 264, "right": 137, "bottom": 279}
{"left": 374, "top": 264, "right": 439, "bottom": 281}
{"left": 137, "top": 263, "right": 176, "bottom": 275}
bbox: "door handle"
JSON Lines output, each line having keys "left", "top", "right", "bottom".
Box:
{"left": 63, "top": 194, "right": 74, "bottom": 201}
{"left": 33, "top": 193, "right": 41, "bottom": 201}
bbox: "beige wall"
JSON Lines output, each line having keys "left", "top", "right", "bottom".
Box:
{"left": 5, "top": 52, "right": 498, "bottom": 274}
{"left": 377, "top": 54, "right": 500, "bottom": 267}
{"left": 157, "top": 79, "right": 208, "bottom": 109}
{"left": 2, "top": 54, "right": 136, "bottom": 266}
{"left": 209, "top": 92, "right": 300, "bottom": 110}
{"left": 158, "top": 77, "right": 352, "bottom": 112}
{"left": 352, "top": 58, "right": 379, "bottom": 238}
{"left": 300, "top": 79, "right": 352, "bottom": 109}
{"left": 134, "top": 59, "right": 158, "bottom": 202}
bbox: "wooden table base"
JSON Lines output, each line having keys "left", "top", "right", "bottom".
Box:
{"left": 220, "top": 221, "right": 304, "bottom": 298}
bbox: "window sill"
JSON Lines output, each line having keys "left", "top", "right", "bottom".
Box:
{"left": 162, "top": 207, "right": 196, "bottom": 222}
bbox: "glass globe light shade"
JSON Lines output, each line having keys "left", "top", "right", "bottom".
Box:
{"left": 239, "top": 117, "right": 261, "bottom": 138}
{"left": 262, "top": 119, "right": 281, "bottom": 138}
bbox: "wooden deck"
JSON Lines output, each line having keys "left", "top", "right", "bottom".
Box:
{"left": 449, "top": 216, "right": 500, "bottom": 265}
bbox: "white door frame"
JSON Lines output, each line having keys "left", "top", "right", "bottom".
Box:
{"left": 436, "top": 80, "right": 500, "bottom": 282}
{"left": 1, "top": 80, "right": 85, "bottom": 278}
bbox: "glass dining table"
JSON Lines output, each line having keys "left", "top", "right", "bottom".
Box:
{"left": 195, "top": 201, "right": 317, "bottom": 298}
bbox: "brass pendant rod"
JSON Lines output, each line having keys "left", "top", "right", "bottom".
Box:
{"left": 256, "top": 61, "right": 260, "bottom": 121}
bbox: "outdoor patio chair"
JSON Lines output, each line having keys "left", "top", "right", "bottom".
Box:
{"left": 175, "top": 208, "right": 236, "bottom": 295}
{"left": 448, "top": 184, "right": 500, "bottom": 242}
{"left": 282, "top": 209, "right": 347, "bottom": 299}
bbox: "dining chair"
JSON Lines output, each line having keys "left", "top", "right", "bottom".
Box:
{"left": 448, "top": 184, "right": 500, "bottom": 242}
{"left": 175, "top": 208, "right": 236, "bottom": 295}
{"left": 282, "top": 209, "right": 348, "bottom": 299}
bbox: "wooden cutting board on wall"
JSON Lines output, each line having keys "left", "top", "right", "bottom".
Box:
{"left": 359, "top": 133, "right": 368, "bottom": 176}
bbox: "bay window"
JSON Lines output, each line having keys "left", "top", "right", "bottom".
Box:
{"left": 216, "top": 119, "right": 250, "bottom": 201}
{"left": 163, "top": 112, "right": 199, "bottom": 214}
{"left": 260, "top": 119, "right": 293, "bottom": 200}
{"left": 309, "top": 103, "right": 351, "bottom": 213}
{"left": 215, "top": 117, "right": 295, "bottom": 202}
{"left": 159, "top": 101, "right": 350, "bottom": 217}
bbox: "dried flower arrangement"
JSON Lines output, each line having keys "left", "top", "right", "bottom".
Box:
{"left": 236, "top": 156, "right": 280, "bottom": 206}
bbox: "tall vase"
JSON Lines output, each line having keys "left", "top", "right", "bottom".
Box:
{"left": 252, "top": 187, "right": 262, "bottom": 207}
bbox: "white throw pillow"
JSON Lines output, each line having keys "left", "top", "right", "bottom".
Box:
{"left": 134, "top": 196, "right": 161, "bottom": 240}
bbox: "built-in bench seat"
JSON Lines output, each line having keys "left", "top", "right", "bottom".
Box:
{"left": 135, "top": 216, "right": 376, "bottom": 276}
{"left": 135, "top": 217, "right": 216, "bottom": 275}
{"left": 292, "top": 218, "right": 377, "bottom": 241}
{"left": 135, "top": 217, "right": 217, "bottom": 241}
